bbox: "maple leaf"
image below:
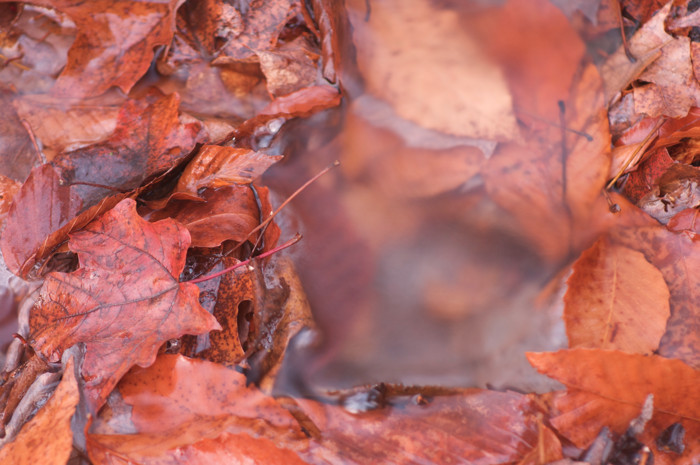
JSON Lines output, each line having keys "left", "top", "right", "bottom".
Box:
{"left": 564, "top": 236, "right": 670, "bottom": 353}
{"left": 28, "top": 199, "right": 220, "bottom": 412}
{"left": 0, "top": 91, "right": 203, "bottom": 277}
{"left": 528, "top": 349, "right": 700, "bottom": 463}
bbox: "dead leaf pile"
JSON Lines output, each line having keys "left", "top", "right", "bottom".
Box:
{"left": 0, "top": 0, "right": 698, "bottom": 464}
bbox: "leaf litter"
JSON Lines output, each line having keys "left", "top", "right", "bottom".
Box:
{"left": 0, "top": 0, "right": 698, "bottom": 464}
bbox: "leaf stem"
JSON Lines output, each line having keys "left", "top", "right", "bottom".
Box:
{"left": 187, "top": 233, "right": 302, "bottom": 284}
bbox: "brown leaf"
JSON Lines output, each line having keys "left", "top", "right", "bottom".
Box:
{"left": 28, "top": 199, "right": 220, "bottom": 412}
{"left": 148, "top": 185, "right": 271, "bottom": 248}
{"left": 0, "top": 90, "right": 38, "bottom": 181}
{"left": 528, "top": 349, "right": 700, "bottom": 463}
{"left": 296, "top": 389, "right": 550, "bottom": 465}
{"left": 667, "top": 207, "right": 700, "bottom": 240}
{"left": 611, "top": 225, "right": 700, "bottom": 367}
{"left": 0, "top": 175, "right": 20, "bottom": 226}
{"left": 599, "top": 2, "right": 670, "bottom": 105}
{"left": 87, "top": 354, "right": 310, "bottom": 464}
{"left": 564, "top": 236, "right": 670, "bottom": 353}
{"left": 0, "top": 164, "right": 83, "bottom": 277}
{"left": 54, "top": 91, "right": 204, "bottom": 208}
{"left": 621, "top": 147, "right": 674, "bottom": 204}
{"left": 13, "top": 93, "right": 123, "bottom": 160}
{"left": 175, "top": 145, "right": 282, "bottom": 196}
{"left": 0, "top": 0, "right": 185, "bottom": 97}
{"left": 635, "top": 36, "right": 700, "bottom": 118}
{"left": 212, "top": 0, "right": 297, "bottom": 63}
{"left": 0, "top": 357, "right": 78, "bottom": 465}
{"left": 482, "top": 64, "right": 612, "bottom": 262}
{"left": 342, "top": 99, "right": 486, "bottom": 197}
{"left": 352, "top": 0, "right": 517, "bottom": 140}
{"left": 249, "top": 256, "right": 315, "bottom": 392}
{"left": 257, "top": 43, "right": 319, "bottom": 98}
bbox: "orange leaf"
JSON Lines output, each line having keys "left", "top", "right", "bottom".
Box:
{"left": 87, "top": 354, "right": 309, "bottom": 463}
{"left": 528, "top": 349, "right": 700, "bottom": 463}
{"left": 611, "top": 226, "right": 700, "bottom": 367}
{"left": 175, "top": 145, "right": 282, "bottom": 195}
{"left": 28, "top": 199, "right": 220, "bottom": 412}
{"left": 0, "top": 357, "right": 79, "bottom": 465}
{"left": 565, "top": 237, "right": 670, "bottom": 353}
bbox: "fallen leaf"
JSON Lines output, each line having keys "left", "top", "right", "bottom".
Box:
{"left": 342, "top": 103, "right": 486, "bottom": 197}
{"left": 0, "top": 90, "right": 38, "bottom": 182}
{"left": 296, "top": 388, "right": 551, "bottom": 465}
{"left": 257, "top": 42, "right": 319, "bottom": 98}
{"left": 636, "top": 163, "right": 700, "bottom": 223}
{"left": 599, "top": 2, "right": 671, "bottom": 104}
{"left": 174, "top": 145, "right": 282, "bottom": 197}
{"left": 621, "top": 147, "right": 674, "bottom": 203}
{"left": 667, "top": 207, "right": 700, "bottom": 240}
{"left": 53, "top": 91, "right": 204, "bottom": 209}
{"left": 0, "top": 164, "right": 83, "bottom": 277}
{"left": 0, "top": 0, "right": 185, "bottom": 97}
{"left": 482, "top": 64, "right": 612, "bottom": 262}
{"left": 28, "top": 199, "right": 220, "bottom": 412}
{"left": 611, "top": 225, "right": 700, "bottom": 366}
{"left": 0, "top": 175, "right": 20, "bottom": 226}
{"left": 87, "top": 354, "right": 310, "bottom": 464}
{"left": 147, "top": 184, "right": 274, "bottom": 249}
{"left": 564, "top": 236, "right": 670, "bottom": 353}
{"left": 528, "top": 349, "right": 700, "bottom": 464}
{"left": 351, "top": 0, "right": 517, "bottom": 140}
{"left": 212, "top": 0, "right": 297, "bottom": 63}
{"left": 635, "top": 35, "right": 700, "bottom": 118}
{"left": 13, "top": 92, "right": 123, "bottom": 160}
{"left": 0, "top": 357, "right": 78, "bottom": 465}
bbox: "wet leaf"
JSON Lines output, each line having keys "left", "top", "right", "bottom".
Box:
{"left": 175, "top": 145, "right": 282, "bottom": 197}
{"left": 482, "top": 64, "right": 612, "bottom": 262}
{"left": 87, "top": 354, "right": 310, "bottom": 464}
{"left": 0, "top": 164, "right": 82, "bottom": 277}
{"left": 296, "top": 389, "right": 551, "bottom": 465}
{"left": 352, "top": 0, "right": 517, "bottom": 140}
{"left": 528, "top": 349, "right": 700, "bottom": 463}
{"left": 0, "top": 357, "right": 78, "bottom": 465}
{"left": 148, "top": 184, "right": 274, "bottom": 249}
{"left": 0, "top": 0, "right": 185, "bottom": 97}
{"left": 611, "top": 225, "right": 700, "bottom": 367}
{"left": 565, "top": 237, "right": 670, "bottom": 353}
{"left": 0, "top": 90, "right": 38, "bottom": 181}
{"left": 28, "top": 199, "right": 220, "bottom": 412}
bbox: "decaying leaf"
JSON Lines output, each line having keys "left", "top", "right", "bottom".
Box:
{"left": 29, "top": 199, "right": 220, "bottom": 411}
{"left": 0, "top": 0, "right": 185, "bottom": 97}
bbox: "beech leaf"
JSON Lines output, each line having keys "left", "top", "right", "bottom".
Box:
{"left": 28, "top": 199, "right": 220, "bottom": 412}
{"left": 564, "top": 236, "right": 670, "bottom": 353}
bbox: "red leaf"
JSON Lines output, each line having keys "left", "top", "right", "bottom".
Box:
{"left": 0, "top": 164, "right": 83, "bottom": 277}
{"left": 0, "top": 0, "right": 185, "bottom": 97}
{"left": 28, "top": 199, "right": 220, "bottom": 412}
